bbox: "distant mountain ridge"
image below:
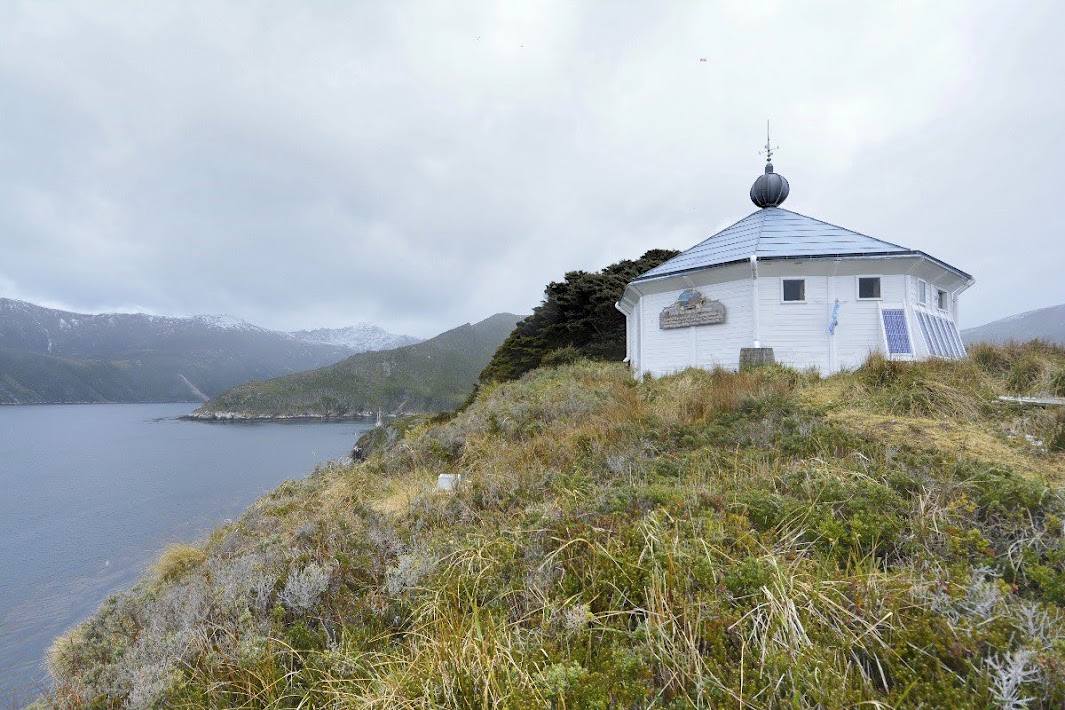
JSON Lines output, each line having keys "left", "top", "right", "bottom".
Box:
{"left": 0, "top": 298, "right": 412, "bottom": 404}
{"left": 962, "top": 303, "right": 1065, "bottom": 346}
{"left": 191, "top": 313, "right": 522, "bottom": 419}
{"left": 289, "top": 324, "right": 421, "bottom": 351}
{"left": 0, "top": 299, "right": 271, "bottom": 357}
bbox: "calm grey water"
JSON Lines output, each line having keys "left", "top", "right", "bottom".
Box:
{"left": 0, "top": 404, "right": 372, "bottom": 702}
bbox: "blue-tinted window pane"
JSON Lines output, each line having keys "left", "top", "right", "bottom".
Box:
{"left": 940, "top": 320, "right": 956, "bottom": 357}
{"left": 938, "top": 316, "right": 958, "bottom": 358}
{"left": 931, "top": 314, "right": 950, "bottom": 356}
{"left": 881, "top": 309, "right": 912, "bottom": 355}
{"left": 924, "top": 311, "right": 947, "bottom": 357}
{"left": 917, "top": 311, "right": 933, "bottom": 355}
{"left": 941, "top": 316, "right": 965, "bottom": 358}
{"left": 918, "top": 311, "right": 937, "bottom": 355}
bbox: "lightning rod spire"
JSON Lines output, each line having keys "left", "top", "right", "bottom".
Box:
{"left": 750, "top": 120, "right": 789, "bottom": 208}
{"left": 760, "top": 119, "right": 778, "bottom": 165}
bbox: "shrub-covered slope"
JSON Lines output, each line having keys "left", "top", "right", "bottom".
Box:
{"left": 46, "top": 343, "right": 1065, "bottom": 709}
{"left": 191, "top": 313, "right": 521, "bottom": 419}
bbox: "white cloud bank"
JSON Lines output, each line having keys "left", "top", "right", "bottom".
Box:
{"left": 0, "top": 1, "right": 1061, "bottom": 336}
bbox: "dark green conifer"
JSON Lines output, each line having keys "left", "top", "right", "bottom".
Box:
{"left": 480, "top": 249, "right": 678, "bottom": 383}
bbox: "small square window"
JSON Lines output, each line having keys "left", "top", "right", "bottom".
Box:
{"left": 782, "top": 279, "right": 805, "bottom": 302}
{"left": 858, "top": 277, "right": 881, "bottom": 299}
{"left": 918, "top": 280, "right": 927, "bottom": 304}
{"left": 937, "top": 289, "right": 949, "bottom": 310}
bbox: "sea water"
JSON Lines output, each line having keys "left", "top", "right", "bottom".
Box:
{"left": 0, "top": 403, "right": 373, "bottom": 701}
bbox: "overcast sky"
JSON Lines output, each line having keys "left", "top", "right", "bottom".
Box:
{"left": 1, "top": 1, "right": 1062, "bottom": 337}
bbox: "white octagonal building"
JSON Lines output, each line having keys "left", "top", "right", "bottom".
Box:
{"left": 616, "top": 158, "right": 974, "bottom": 376}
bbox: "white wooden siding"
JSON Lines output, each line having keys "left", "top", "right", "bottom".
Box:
{"left": 831, "top": 273, "right": 905, "bottom": 370}
{"left": 758, "top": 275, "right": 828, "bottom": 371}
{"left": 637, "top": 279, "right": 753, "bottom": 376}
{"left": 631, "top": 257, "right": 966, "bottom": 377}
{"left": 753, "top": 264, "right": 904, "bottom": 372}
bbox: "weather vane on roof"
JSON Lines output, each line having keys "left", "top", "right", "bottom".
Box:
{"left": 758, "top": 120, "right": 778, "bottom": 164}
{"left": 750, "top": 119, "right": 788, "bottom": 206}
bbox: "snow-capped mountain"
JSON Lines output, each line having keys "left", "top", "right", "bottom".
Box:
{"left": 289, "top": 324, "right": 421, "bottom": 352}
{"left": 190, "top": 314, "right": 268, "bottom": 332}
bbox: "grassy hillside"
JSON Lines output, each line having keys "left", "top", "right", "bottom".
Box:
{"left": 45, "top": 343, "right": 1065, "bottom": 708}
{"left": 192, "top": 313, "right": 521, "bottom": 418}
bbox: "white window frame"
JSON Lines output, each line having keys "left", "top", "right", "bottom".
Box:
{"left": 780, "top": 278, "right": 806, "bottom": 304}
{"left": 856, "top": 275, "right": 883, "bottom": 301}
{"left": 937, "top": 288, "right": 949, "bottom": 312}
{"left": 917, "top": 279, "right": 928, "bottom": 305}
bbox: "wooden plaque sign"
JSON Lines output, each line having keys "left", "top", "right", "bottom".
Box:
{"left": 659, "top": 289, "right": 726, "bottom": 329}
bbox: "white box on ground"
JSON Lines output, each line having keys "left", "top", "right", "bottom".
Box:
{"left": 437, "top": 473, "right": 462, "bottom": 492}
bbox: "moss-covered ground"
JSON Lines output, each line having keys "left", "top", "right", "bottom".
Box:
{"left": 42, "top": 343, "right": 1065, "bottom": 709}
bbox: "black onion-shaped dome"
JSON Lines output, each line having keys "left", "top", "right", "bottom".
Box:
{"left": 750, "top": 162, "right": 789, "bottom": 208}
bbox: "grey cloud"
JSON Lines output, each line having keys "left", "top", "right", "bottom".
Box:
{"left": 1, "top": 1, "right": 1062, "bottom": 337}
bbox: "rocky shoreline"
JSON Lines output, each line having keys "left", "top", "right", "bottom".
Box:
{"left": 180, "top": 411, "right": 378, "bottom": 423}
{"left": 1, "top": 399, "right": 202, "bottom": 406}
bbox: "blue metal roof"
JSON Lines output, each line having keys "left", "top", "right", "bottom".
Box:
{"left": 633, "top": 207, "right": 971, "bottom": 282}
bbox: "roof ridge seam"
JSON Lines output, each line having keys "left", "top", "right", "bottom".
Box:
{"left": 753, "top": 208, "right": 771, "bottom": 251}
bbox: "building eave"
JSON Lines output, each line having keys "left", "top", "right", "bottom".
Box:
{"left": 631, "top": 250, "right": 972, "bottom": 287}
